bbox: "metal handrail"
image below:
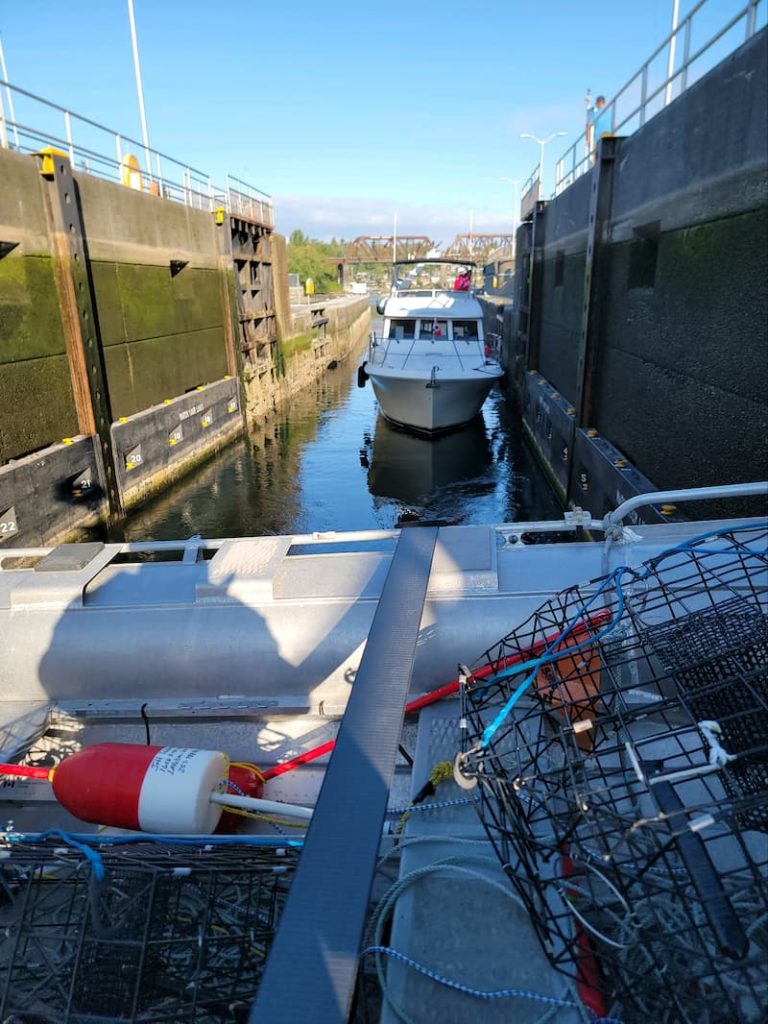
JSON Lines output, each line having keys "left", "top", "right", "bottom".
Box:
{"left": 604, "top": 480, "right": 768, "bottom": 528}
{"left": 0, "top": 76, "right": 273, "bottom": 224}
{"left": 553, "top": 0, "right": 765, "bottom": 195}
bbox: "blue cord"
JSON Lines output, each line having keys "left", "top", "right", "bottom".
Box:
{"left": 385, "top": 797, "right": 472, "bottom": 816}
{"left": 479, "top": 522, "right": 767, "bottom": 749}
{"left": 8, "top": 828, "right": 107, "bottom": 881}
{"left": 361, "top": 945, "right": 623, "bottom": 1022}
{"left": 480, "top": 567, "right": 628, "bottom": 747}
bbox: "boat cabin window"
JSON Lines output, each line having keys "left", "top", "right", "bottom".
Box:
{"left": 389, "top": 319, "right": 415, "bottom": 340}
{"left": 419, "top": 319, "right": 448, "bottom": 340}
{"left": 452, "top": 320, "right": 480, "bottom": 340}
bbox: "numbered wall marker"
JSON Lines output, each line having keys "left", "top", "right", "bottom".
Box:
{"left": 124, "top": 444, "right": 143, "bottom": 471}
{"left": 0, "top": 507, "right": 19, "bottom": 541}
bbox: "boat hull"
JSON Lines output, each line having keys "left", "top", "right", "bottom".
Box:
{"left": 367, "top": 370, "right": 498, "bottom": 434}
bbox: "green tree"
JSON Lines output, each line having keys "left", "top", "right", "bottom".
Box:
{"left": 286, "top": 230, "right": 344, "bottom": 294}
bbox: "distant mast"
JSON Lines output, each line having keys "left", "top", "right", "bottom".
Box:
{"left": 392, "top": 212, "right": 397, "bottom": 288}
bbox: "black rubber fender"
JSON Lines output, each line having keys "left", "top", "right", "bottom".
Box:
{"left": 357, "top": 362, "right": 369, "bottom": 388}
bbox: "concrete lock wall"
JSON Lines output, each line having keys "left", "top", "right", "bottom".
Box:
{"left": 0, "top": 435, "right": 106, "bottom": 547}
{"left": 0, "top": 148, "right": 80, "bottom": 462}
{"left": 75, "top": 173, "right": 231, "bottom": 418}
{"left": 506, "top": 28, "right": 768, "bottom": 514}
{"left": 243, "top": 294, "right": 371, "bottom": 422}
{"left": 112, "top": 377, "right": 242, "bottom": 509}
{"left": 1, "top": 145, "right": 370, "bottom": 547}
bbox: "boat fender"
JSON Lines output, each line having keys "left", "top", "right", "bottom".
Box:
{"left": 357, "top": 362, "right": 369, "bottom": 388}
{"left": 51, "top": 742, "right": 228, "bottom": 833}
{"left": 375, "top": 298, "right": 387, "bottom": 315}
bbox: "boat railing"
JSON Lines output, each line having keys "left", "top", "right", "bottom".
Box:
{"left": 603, "top": 480, "right": 768, "bottom": 531}
{"left": 367, "top": 330, "right": 487, "bottom": 365}
{"left": 2, "top": 483, "right": 765, "bottom": 574}
{"left": 553, "top": 0, "right": 766, "bottom": 196}
{"left": 485, "top": 331, "right": 502, "bottom": 360}
{"left": 391, "top": 285, "right": 477, "bottom": 299}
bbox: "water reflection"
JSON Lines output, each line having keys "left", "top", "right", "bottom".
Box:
{"left": 365, "top": 414, "right": 494, "bottom": 520}
{"left": 112, "top": 340, "right": 562, "bottom": 542}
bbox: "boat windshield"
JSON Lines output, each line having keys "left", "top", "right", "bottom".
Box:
{"left": 389, "top": 319, "right": 416, "bottom": 340}
{"left": 419, "top": 319, "right": 448, "bottom": 339}
{"left": 452, "top": 320, "right": 479, "bottom": 339}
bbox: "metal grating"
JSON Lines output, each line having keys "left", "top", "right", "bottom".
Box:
{"left": 459, "top": 524, "right": 768, "bottom": 1023}
{"left": 0, "top": 839, "right": 298, "bottom": 1023}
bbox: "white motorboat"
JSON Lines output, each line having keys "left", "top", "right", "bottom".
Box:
{"left": 359, "top": 261, "right": 503, "bottom": 434}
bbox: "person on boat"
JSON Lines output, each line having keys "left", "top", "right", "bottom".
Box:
{"left": 453, "top": 268, "right": 471, "bottom": 291}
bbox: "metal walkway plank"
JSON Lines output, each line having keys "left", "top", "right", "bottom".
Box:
{"left": 250, "top": 526, "right": 438, "bottom": 1024}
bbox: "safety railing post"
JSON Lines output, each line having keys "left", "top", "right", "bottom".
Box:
{"left": 639, "top": 63, "right": 649, "bottom": 126}
{"left": 115, "top": 132, "right": 123, "bottom": 168}
{"left": 0, "top": 88, "right": 8, "bottom": 149}
{"left": 681, "top": 17, "right": 692, "bottom": 91}
{"left": 64, "top": 110, "right": 75, "bottom": 166}
{"left": 155, "top": 153, "right": 163, "bottom": 197}
{"left": 746, "top": 0, "right": 758, "bottom": 38}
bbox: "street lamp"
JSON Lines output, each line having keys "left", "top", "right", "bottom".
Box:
{"left": 499, "top": 176, "right": 525, "bottom": 257}
{"left": 520, "top": 132, "right": 568, "bottom": 196}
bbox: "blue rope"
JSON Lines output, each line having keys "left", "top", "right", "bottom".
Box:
{"left": 385, "top": 797, "right": 472, "bottom": 816}
{"left": 361, "top": 945, "right": 623, "bottom": 1022}
{"left": 479, "top": 522, "right": 766, "bottom": 748}
{"left": 481, "top": 568, "right": 627, "bottom": 747}
{"left": 9, "top": 828, "right": 107, "bottom": 881}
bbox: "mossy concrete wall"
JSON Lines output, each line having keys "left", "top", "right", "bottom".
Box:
{"left": 243, "top": 295, "right": 370, "bottom": 422}
{"left": 0, "top": 144, "right": 371, "bottom": 544}
{"left": 75, "top": 173, "right": 230, "bottom": 418}
{"left": 0, "top": 147, "right": 233, "bottom": 461}
{"left": 510, "top": 28, "right": 767, "bottom": 499}
{"left": 0, "top": 148, "right": 79, "bottom": 461}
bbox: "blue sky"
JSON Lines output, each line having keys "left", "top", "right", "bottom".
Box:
{"left": 1, "top": 0, "right": 757, "bottom": 243}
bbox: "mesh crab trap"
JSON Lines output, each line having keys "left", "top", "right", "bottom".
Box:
{"left": 458, "top": 524, "right": 768, "bottom": 1024}
{"left": 0, "top": 836, "right": 299, "bottom": 1023}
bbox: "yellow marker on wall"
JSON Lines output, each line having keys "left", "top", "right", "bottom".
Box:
{"left": 120, "top": 154, "right": 143, "bottom": 191}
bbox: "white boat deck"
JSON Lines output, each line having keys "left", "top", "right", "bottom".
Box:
{"left": 1, "top": 498, "right": 766, "bottom": 1023}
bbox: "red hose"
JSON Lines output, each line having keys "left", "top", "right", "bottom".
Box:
{"left": 0, "top": 763, "right": 54, "bottom": 781}
{"left": 263, "top": 611, "right": 610, "bottom": 781}
{"left": 561, "top": 848, "right": 608, "bottom": 1017}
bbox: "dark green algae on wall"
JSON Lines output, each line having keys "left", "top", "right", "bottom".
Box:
{"left": 90, "top": 261, "right": 229, "bottom": 419}
{"left": 0, "top": 252, "right": 78, "bottom": 463}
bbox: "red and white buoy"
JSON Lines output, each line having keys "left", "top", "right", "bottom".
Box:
{"left": 51, "top": 743, "right": 229, "bottom": 833}
{"left": 0, "top": 742, "right": 311, "bottom": 834}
